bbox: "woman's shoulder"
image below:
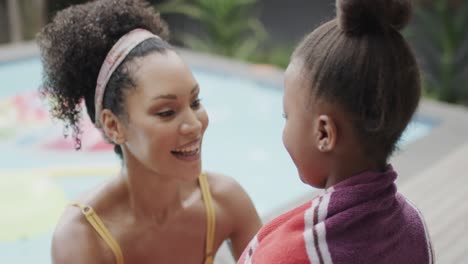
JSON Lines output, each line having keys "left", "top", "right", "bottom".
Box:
{"left": 51, "top": 204, "right": 113, "bottom": 263}
{"left": 51, "top": 178, "right": 122, "bottom": 263}
{"left": 203, "top": 171, "right": 262, "bottom": 258}
{"left": 203, "top": 171, "right": 249, "bottom": 203}
{"left": 203, "top": 170, "right": 260, "bottom": 227}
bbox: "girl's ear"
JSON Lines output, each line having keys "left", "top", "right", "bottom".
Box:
{"left": 315, "top": 115, "right": 337, "bottom": 152}
{"left": 101, "top": 109, "right": 126, "bottom": 145}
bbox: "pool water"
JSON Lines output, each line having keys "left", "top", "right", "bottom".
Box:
{"left": 0, "top": 57, "right": 434, "bottom": 263}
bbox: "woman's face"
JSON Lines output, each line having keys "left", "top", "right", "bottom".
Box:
{"left": 122, "top": 50, "right": 208, "bottom": 181}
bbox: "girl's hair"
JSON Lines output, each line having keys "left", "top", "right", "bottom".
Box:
{"left": 293, "top": 0, "right": 421, "bottom": 163}
{"left": 37, "top": 0, "right": 171, "bottom": 158}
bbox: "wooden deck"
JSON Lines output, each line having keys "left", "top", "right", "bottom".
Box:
{"left": 400, "top": 141, "right": 468, "bottom": 263}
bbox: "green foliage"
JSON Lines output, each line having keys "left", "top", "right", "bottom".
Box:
{"left": 158, "top": 0, "right": 267, "bottom": 60}
{"left": 407, "top": 0, "right": 468, "bottom": 105}
{"left": 249, "top": 44, "right": 295, "bottom": 69}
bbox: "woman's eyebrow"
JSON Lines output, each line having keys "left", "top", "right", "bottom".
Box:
{"left": 152, "top": 84, "right": 199, "bottom": 100}
{"left": 152, "top": 94, "right": 177, "bottom": 100}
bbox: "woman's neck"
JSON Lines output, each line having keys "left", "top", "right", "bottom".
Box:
{"left": 119, "top": 162, "right": 197, "bottom": 225}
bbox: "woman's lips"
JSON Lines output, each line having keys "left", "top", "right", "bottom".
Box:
{"left": 171, "top": 139, "right": 201, "bottom": 161}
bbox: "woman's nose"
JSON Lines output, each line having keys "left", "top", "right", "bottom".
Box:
{"left": 180, "top": 111, "right": 202, "bottom": 136}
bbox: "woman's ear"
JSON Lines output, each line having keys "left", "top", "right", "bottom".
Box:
{"left": 101, "top": 109, "right": 126, "bottom": 145}
{"left": 315, "top": 115, "right": 337, "bottom": 152}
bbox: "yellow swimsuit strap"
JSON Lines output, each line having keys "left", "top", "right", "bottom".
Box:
{"left": 70, "top": 173, "right": 214, "bottom": 264}
{"left": 198, "top": 172, "right": 216, "bottom": 264}
{"left": 70, "top": 203, "right": 124, "bottom": 264}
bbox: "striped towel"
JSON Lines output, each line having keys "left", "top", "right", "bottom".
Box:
{"left": 238, "top": 165, "right": 433, "bottom": 264}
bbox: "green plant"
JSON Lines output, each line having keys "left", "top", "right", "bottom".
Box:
{"left": 406, "top": 0, "right": 468, "bottom": 105}
{"left": 157, "top": 0, "right": 267, "bottom": 60}
{"left": 249, "top": 43, "right": 295, "bottom": 69}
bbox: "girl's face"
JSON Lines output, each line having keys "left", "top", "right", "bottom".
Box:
{"left": 282, "top": 60, "right": 328, "bottom": 188}
{"left": 122, "top": 51, "right": 208, "bottom": 181}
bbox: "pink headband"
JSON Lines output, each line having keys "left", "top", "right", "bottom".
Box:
{"left": 94, "top": 28, "right": 160, "bottom": 128}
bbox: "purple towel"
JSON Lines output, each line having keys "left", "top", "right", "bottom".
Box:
{"left": 239, "top": 165, "right": 433, "bottom": 264}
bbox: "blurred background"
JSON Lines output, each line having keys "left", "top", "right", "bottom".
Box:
{"left": 1, "top": 0, "right": 467, "bottom": 105}
{"left": 0, "top": 0, "right": 467, "bottom": 263}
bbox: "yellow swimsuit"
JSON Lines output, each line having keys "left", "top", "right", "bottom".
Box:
{"left": 70, "top": 173, "right": 216, "bottom": 264}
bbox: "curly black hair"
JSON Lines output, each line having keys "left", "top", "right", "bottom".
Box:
{"left": 293, "top": 0, "right": 421, "bottom": 165}
{"left": 37, "top": 0, "right": 171, "bottom": 158}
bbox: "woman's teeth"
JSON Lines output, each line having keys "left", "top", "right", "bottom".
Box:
{"left": 172, "top": 146, "right": 199, "bottom": 156}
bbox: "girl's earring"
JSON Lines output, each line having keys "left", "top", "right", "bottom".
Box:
{"left": 319, "top": 145, "right": 325, "bottom": 151}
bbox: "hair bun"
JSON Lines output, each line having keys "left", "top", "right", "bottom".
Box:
{"left": 336, "top": 0, "right": 412, "bottom": 35}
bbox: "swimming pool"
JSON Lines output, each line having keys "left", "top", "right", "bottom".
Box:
{"left": 0, "top": 56, "right": 434, "bottom": 263}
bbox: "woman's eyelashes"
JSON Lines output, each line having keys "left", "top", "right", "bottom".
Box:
{"left": 191, "top": 98, "right": 202, "bottom": 109}
{"left": 156, "top": 109, "right": 176, "bottom": 117}
{"left": 155, "top": 98, "right": 202, "bottom": 118}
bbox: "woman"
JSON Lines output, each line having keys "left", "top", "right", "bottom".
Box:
{"left": 37, "top": 0, "right": 261, "bottom": 263}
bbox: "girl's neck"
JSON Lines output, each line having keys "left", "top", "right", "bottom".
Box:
{"left": 324, "top": 155, "right": 385, "bottom": 189}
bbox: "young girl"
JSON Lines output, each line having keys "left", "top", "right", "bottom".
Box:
{"left": 37, "top": 0, "right": 261, "bottom": 263}
{"left": 239, "top": 0, "right": 433, "bottom": 263}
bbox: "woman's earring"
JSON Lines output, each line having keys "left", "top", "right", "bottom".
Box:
{"left": 113, "top": 136, "right": 122, "bottom": 145}
{"left": 319, "top": 145, "right": 325, "bottom": 151}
